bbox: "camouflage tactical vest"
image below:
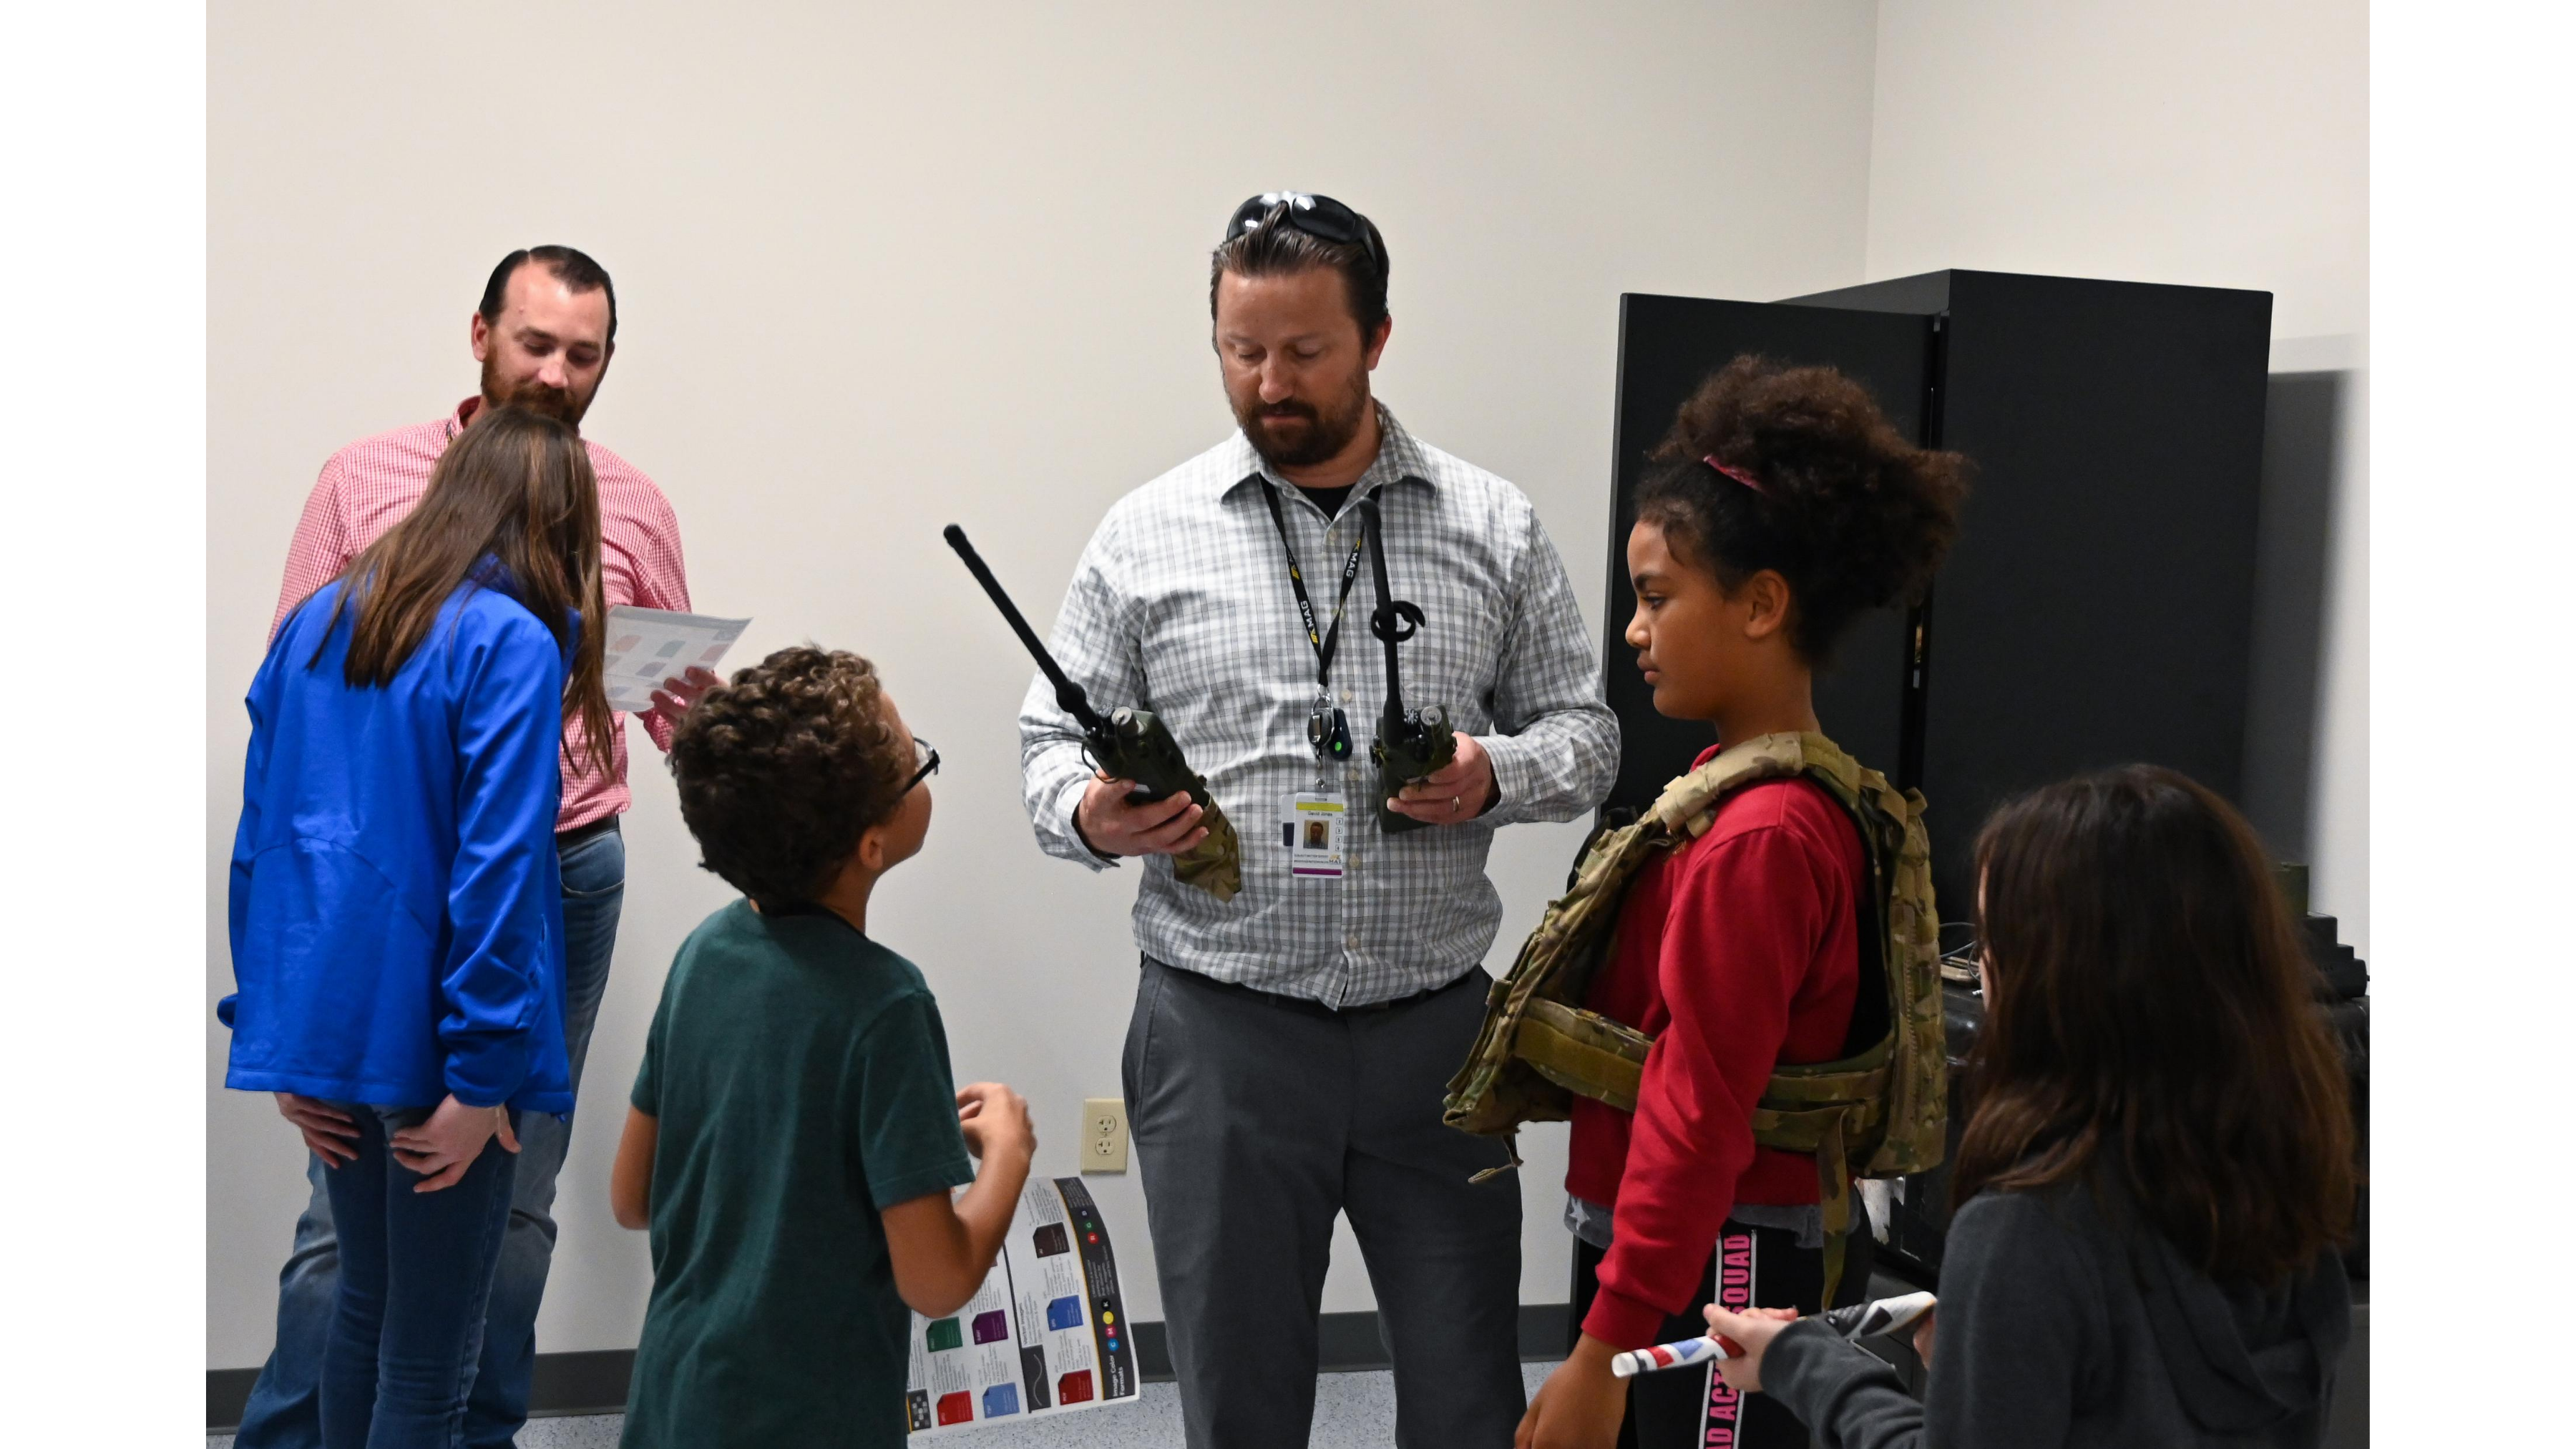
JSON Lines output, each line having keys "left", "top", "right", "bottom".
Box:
{"left": 1441, "top": 731, "right": 1945, "bottom": 1304}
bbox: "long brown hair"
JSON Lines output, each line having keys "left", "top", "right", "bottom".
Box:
{"left": 1953, "top": 765, "right": 2353, "bottom": 1288}
{"left": 311, "top": 405, "right": 612, "bottom": 774}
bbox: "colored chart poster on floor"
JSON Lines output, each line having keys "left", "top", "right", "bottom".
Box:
{"left": 904, "top": 1176, "right": 1138, "bottom": 1435}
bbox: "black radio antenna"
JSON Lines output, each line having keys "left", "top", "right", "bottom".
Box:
{"left": 944, "top": 524, "right": 1108, "bottom": 733}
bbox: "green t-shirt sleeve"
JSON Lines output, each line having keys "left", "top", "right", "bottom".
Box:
{"left": 630, "top": 967, "right": 672, "bottom": 1117}
{"left": 849, "top": 990, "right": 977, "bottom": 1211}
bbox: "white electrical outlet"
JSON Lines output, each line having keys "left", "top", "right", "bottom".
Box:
{"left": 1081, "top": 1097, "right": 1129, "bottom": 1174}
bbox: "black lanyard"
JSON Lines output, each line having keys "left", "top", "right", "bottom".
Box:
{"left": 1258, "top": 482, "right": 1367, "bottom": 689}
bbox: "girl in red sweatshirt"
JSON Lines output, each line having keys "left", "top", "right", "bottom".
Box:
{"left": 1518, "top": 356, "right": 1967, "bottom": 1449}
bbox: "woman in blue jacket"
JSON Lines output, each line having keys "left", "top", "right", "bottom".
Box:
{"left": 223, "top": 404, "right": 612, "bottom": 1449}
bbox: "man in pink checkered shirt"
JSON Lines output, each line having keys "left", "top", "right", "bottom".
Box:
{"left": 234, "top": 245, "right": 703, "bottom": 1449}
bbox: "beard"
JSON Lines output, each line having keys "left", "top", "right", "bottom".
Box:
{"left": 1233, "top": 368, "right": 1372, "bottom": 470}
{"left": 480, "top": 351, "right": 591, "bottom": 426}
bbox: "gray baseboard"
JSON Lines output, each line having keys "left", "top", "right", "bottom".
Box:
{"left": 208, "top": 1369, "right": 256, "bottom": 1433}
{"left": 210, "top": 1297, "right": 2370, "bottom": 1445}
{"left": 208, "top": 1305, "right": 1577, "bottom": 1431}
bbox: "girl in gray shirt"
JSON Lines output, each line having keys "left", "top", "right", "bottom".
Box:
{"left": 1706, "top": 764, "right": 2355, "bottom": 1448}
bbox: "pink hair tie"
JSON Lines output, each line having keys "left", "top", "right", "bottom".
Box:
{"left": 1703, "top": 455, "right": 1766, "bottom": 494}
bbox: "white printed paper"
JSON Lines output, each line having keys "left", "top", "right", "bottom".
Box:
{"left": 904, "top": 1177, "right": 1140, "bottom": 1435}
{"left": 602, "top": 606, "right": 750, "bottom": 712}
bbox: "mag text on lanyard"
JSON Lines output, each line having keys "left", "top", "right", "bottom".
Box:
{"left": 1257, "top": 481, "right": 1368, "bottom": 774}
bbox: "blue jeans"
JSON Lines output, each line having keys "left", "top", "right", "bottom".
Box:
{"left": 319, "top": 1105, "right": 519, "bottom": 1449}
{"left": 237, "top": 821, "right": 625, "bottom": 1449}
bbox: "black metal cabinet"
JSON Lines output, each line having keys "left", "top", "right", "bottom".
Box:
{"left": 1604, "top": 271, "right": 2279, "bottom": 1275}
{"left": 1604, "top": 269, "right": 2275, "bottom": 917}
{"left": 1601, "top": 297, "right": 1933, "bottom": 815}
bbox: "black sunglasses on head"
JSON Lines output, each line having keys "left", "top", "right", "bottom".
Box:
{"left": 1226, "top": 192, "right": 1384, "bottom": 275}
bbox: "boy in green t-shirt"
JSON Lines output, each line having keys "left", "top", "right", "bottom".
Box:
{"left": 608, "top": 646, "right": 1035, "bottom": 1448}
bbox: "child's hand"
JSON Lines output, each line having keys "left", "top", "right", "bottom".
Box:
{"left": 390, "top": 1094, "right": 519, "bottom": 1192}
{"left": 274, "top": 1093, "right": 360, "bottom": 1168}
{"left": 1705, "top": 1304, "right": 1801, "bottom": 1395}
{"left": 955, "top": 1083, "right": 1033, "bottom": 1165}
{"left": 1514, "top": 1334, "right": 1624, "bottom": 1449}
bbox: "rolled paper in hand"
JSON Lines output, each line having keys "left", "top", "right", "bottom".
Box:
{"left": 1828, "top": 1289, "right": 1937, "bottom": 1340}
{"left": 1609, "top": 1291, "right": 1940, "bottom": 1379}
{"left": 1609, "top": 1334, "right": 1742, "bottom": 1379}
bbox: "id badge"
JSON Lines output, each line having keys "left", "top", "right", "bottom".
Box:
{"left": 1280, "top": 792, "right": 1347, "bottom": 879}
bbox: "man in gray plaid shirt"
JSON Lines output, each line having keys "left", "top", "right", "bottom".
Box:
{"left": 1018, "top": 193, "right": 1618, "bottom": 1448}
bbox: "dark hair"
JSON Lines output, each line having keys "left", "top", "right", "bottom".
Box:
{"left": 1209, "top": 202, "right": 1390, "bottom": 339}
{"left": 1954, "top": 765, "right": 2356, "bottom": 1289}
{"left": 1636, "top": 356, "right": 1968, "bottom": 662}
{"left": 668, "top": 647, "right": 913, "bottom": 911}
{"left": 479, "top": 245, "right": 618, "bottom": 346}
{"left": 316, "top": 406, "right": 612, "bottom": 775}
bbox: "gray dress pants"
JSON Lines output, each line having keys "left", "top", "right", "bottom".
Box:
{"left": 1123, "top": 956, "right": 1526, "bottom": 1449}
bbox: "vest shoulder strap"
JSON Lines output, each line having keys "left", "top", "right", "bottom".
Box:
{"left": 1650, "top": 731, "right": 1860, "bottom": 841}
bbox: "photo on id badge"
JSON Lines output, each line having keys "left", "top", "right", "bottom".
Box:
{"left": 1282, "top": 793, "right": 1346, "bottom": 879}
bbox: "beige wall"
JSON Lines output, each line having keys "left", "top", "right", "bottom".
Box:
{"left": 1863, "top": 0, "right": 2370, "bottom": 951}
{"left": 206, "top": 1, "right": 1886, "bottom": 1365}
{"left": 211, "top": 0, "right": 2372, "bottom": 1373}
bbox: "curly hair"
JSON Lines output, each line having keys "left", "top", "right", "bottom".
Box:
{"left": 667, "top": 646, "right": 912, "bottom": 911}
{"left": 1636, "top": 355, "right": 1970, "bottom": 662}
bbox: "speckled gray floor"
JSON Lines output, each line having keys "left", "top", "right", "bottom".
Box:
{"left": 208, "top": 1362, "right": 1558, "bottom": 1447}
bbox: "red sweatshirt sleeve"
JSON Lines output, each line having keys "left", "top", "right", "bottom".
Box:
{"left": 1582, "top": 821, "right": 1841, "bottom": 1348}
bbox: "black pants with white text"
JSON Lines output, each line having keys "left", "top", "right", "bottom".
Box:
{"left": 1571, "top": 1215, "right": 1872, "bottom": 1449}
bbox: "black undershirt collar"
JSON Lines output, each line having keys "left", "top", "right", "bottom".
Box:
{"left": 1299, "top": 482, "right": 1357, "bottom": 517}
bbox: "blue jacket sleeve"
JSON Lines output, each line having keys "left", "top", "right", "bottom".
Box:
{"left": 223, "top": 649, "right": 283, "bottom": 1029}
{"left": 438, "top": 615, "right": 567, "bottom": 1107}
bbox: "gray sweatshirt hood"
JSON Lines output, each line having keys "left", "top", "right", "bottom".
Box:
{"left": 2117, "top": 1181, "right": 2352, "bottom": 1435}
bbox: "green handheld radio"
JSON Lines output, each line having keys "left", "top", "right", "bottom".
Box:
{"left": 1360, "top": 495, "right": 1457, "bottom": 835}
{"left": 944, "top": 525, "right": 1241, "bottom": 900}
